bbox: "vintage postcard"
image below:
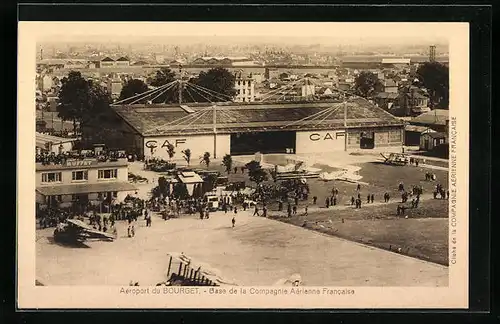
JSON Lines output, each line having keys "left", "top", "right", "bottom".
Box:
{"left": 17, "top": 22, "right": 469, "bottom": 309}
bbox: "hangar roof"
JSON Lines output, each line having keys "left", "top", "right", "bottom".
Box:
{"left": 111, "top": 99, "right": 404, "bottom": 137}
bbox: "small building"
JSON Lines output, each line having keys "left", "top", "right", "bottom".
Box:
{"left": 420, "top": 132, "right": 447, "bottom": 151}
{"left": 337, "top": 82, "right": 351, "bottom": 91}
{"left": 115, "top": 57, "right": 130, "bottom": 67}
{"left": 36, "top": 120, "right": 47, "bottom": 133}
{"left": 404, "top": 125, "right": 433, "bottom": 146}
{"left": 35, "top": 158, "right": 137, "bottom": 210}
{"left": 374, "top": 92, "right": 399, "bottom": 111}
{"left": 234, "top": 76, "right": 255, "bottom": 103}
{"left": 383, "top": 79, "right": 398, "bottom": 93}
{"left": 100, "top": 57, "right": 115, "bottom": 68}
{"left": 410, "top": 109, "right": 449, "bottom": 132}
{"left": 36, "top": 132, "right": 77, "bottom": 155}
{"left": 107, "top": 79, "right": 123, "bottom": 99}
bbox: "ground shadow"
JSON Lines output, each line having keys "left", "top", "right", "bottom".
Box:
{"left": 46, "top": 236, "right": 91, "bottom": 248}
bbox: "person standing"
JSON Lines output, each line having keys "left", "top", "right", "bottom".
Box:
{"left": 325, "top": 197, "right": 330, "bottom": 208}
{"left": 313, "top": 196, "right": 317, "bottom": 204}
{"left": 333, "top": 196, "right": 337, "bottom": 206}
{"left": 263, "top": 206, "right": 268, "bottom": 218}
{"left": 366, "top": 194, "right": 371, "bottom": 204}
{"left": 357, "top": 183, "right": 361, "bottom": 191}
{"left": 370, "top": 194, "right": 374, "bottom": 203}
{"left": 304, "top": 205, "right": 308, "bottom": 216}
{"left": 253, "top": 206, "right": 260, "bottom": 217}
{"left": 292, "top": 205, "right": 297, "bottom": 215}
{"left": 351, "top": 196, "right": 355, "bottom": 206}
{"left": 232, "top": 217, "right": 236, "bottom": 228}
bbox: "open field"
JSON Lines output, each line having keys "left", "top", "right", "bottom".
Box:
{"left": 270, "top": 199, "right": 449, "bottom": 265}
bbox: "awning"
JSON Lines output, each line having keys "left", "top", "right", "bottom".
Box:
{"left": 36, "top": 181, "right": 137, "bottom": 196}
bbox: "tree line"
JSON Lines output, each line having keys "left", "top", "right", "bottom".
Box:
{"left": 55, "top": 67, "right": 237, "bottom": 147}
{"left": 353, "top": 62, "right": 449, "bottom": 109}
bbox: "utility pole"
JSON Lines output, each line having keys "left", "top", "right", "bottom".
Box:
{"left": 178, "top": 66, "right": 183, "bottom": 104}
{"left": 213, "top": 104, "right": 217, "bottom": 159}
{"left": 344, "top": 99, "right": 348, "bottom": 152}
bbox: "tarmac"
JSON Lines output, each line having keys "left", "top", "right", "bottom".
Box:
{"left": 36, "top": 159, "right": 448, "bottom": 287}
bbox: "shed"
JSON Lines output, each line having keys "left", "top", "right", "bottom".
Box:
{"left": 420, "top": 132, "right": 446, "bottom": 151}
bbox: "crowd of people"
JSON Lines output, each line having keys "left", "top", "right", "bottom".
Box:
{"left": 35, "top": 149, "right": 137, "bottom": 165}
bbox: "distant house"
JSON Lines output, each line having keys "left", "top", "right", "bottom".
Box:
{"left": 268, "top": 78, "right": 280, "bottom": 89}
{"left": 420, "top": 132, "right": 447, "bottom": 151}
{"left": 410, "top": 109, "right": 449, "bottom": 133}
{"left": 399, "top": 87, "right": 430, "bottom": 116}
{"left": 337, "top": 82, "right": 351, "bottom": 91}
{"left": 383, "top": 79, "right": 398, "bottom": 93}
{"left": 404, "top": 125, "right": 433, "bottom": 146}
{"left": 374, "top": 92, "right": 399, "bottom": 111}
{"left": 132, "top": 60, "right": 149, "bottom": 66}
{"left": 115, "top": 57, "right": 130, "bottom": 67}
{"left": 36, "top": 132, "right": 77, "bottom": 155}
{"left": 36, "top": 120, "right": 47, "bottom": 133}
{"left": 100, "top": 57, "right": 115, "bottom": 68}
{"left": 316, "top": 87, "right": 333, "bottom": 96}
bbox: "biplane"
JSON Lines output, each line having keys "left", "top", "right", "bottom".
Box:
{"left": 274, "top": 161, "right": 320, "bottom": 180}
{"left": 53, "top": 219, "right": 116, "bottom": 243}
{"left": 380, "top": 152, "right": 409, "bottom": 166}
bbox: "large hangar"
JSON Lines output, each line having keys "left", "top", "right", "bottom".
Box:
{"left": 110, "top": 98, "right": 404, "bottom": 161}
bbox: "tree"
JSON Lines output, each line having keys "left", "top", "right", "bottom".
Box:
{"left": 245, "top": 160, "right": 261, "bottom": 173}
{"left": 203, "top": 173, "right": 218, "bottom": 194}
{"left": 354, "top": 71, "right": 383, "bottom": 98}
{"left": 248, "top": 164, "right": 268, "bottom": 186}
{"left": 118, "top": 79, "right": 149, "bottom": 103}
{"left": 201, "top": 152, "right": 211, "bottom": 168}
{"left": 182, "top": 149, "right": 192, "bottom": 166}
{"left": 166, "top": 143, "right": 175, "bottom": 160}
{"left": 57, "top": 71, "right": 110, "bottom": 134}
{"left": 416, "top": 62, "right": 449, "bottom": 109}
{"left": 222, "top": 154, "right": 233, "bottom": 173}
{"left": 149, "top": 68, "right": 177, "bottom": 103}
{"left": 279, "top": 72, "right": 289, "bottom": 80}
{"left": 158, "top": 176, "right": 168, "bottom": 196}
{"left": 189, "top": 67, "right": 237, "bottom": 102}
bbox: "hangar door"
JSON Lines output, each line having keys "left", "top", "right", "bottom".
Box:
{"left": 230, "top": 131, "right": 296, "bottom": 155}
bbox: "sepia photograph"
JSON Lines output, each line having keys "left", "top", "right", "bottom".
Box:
{"left": 18, "top": 21, "right": 469, "bottom": 309}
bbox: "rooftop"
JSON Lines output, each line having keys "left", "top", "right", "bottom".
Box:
{"left": 36, "top": 181, "right": 136, "bottom": 196}
{"left": 422, "top": 132, "right": 447, "bottom": 139}
{"left": 111, "top": 99, "right": 404, "bottom": 137}
{"left": 36, "top": 132, "right": 78, "bottom": 147}
{"left": 36, "top": 158, "right": 129, "bottom": 172}
{"left": 411, "top": 109, "right": 449, "bottom": 126}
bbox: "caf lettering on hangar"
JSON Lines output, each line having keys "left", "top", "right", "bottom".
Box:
{"left": 145, "top": 139, "right": 187, "bottom": 149}
{"left": 309, "top": 132, "right": 344, "bottom": 141}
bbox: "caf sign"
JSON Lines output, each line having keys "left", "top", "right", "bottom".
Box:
{"left": 145, "top": 139, "right": 187, "bottom": 149}
{"left": 309, "top": 132, "right": 344, "bottom": 141}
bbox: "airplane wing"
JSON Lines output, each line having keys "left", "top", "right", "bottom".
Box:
{"left": 66, "top": 219, "right": 115, "bottom": 241}
{"left": 380, "top": 153, "right": 390, "bottom": 161}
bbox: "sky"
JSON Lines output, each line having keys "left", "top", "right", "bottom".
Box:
{"left": 29, "top": 22, "right": 453, "bottom": 46}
